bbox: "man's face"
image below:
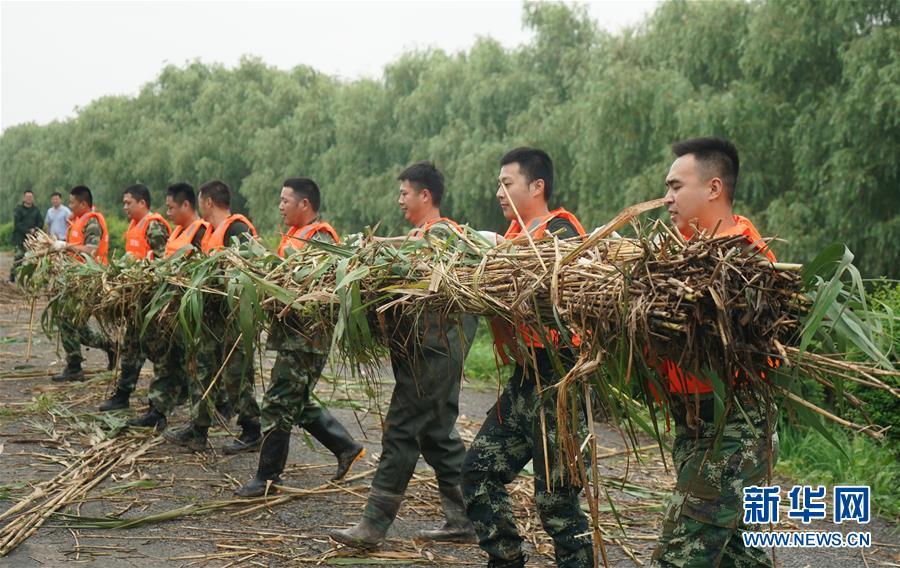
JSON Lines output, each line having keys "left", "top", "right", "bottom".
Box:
{"left": 51, "top": 195, "right": 61, "bottom": 208}
{"left": 165, "top": 195, "right": 191, "bottom": 226}
{"left": 279, "top": 187, "right": 308, "bottom": 227}
{"left": 23, "top": 192, "right": 34, "bottom": 207}
{"left": 69, "top": 194, "right": 87, "bottom": 216}
{"left": 122, "top": 193, "right": 147, "bottom": 221}
{"left": 496, "top": 162, "right": 537, "bottom": 221}
{"left": 397, "top": 181, "right": 428, "bottom": 225}
{"left": 664, "top": 154, "right": 713, "bottom": 236}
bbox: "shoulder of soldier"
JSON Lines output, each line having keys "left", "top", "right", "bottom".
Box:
{"left": 546, "top": 216, "right": 579, "bottom": 239}
{"left": 147, "top": 219, "right": 170, "bottom": 236}
{"left": 423, "top": 220, "right": 458, "bottom": 240}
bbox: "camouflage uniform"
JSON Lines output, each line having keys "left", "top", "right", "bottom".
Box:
{"left": 651, "top": 390, "right": 778, "bottom": 568}
{"left": 190, "top": 313, "right": 259, "bottom": 428}
{"left": 116, "top": 219, "right": 172, "bottom": 394}
{"left": 260, "top": 229, "right": 346, "bottom": 435}
{"left": 462, "top": 348, "right": 594, "bottom": 568}
{"left": 141, "top": 327, "right": 189, "bottom": 415}
{"left": 60, "top": 217, "right": 114, "bottom": 365}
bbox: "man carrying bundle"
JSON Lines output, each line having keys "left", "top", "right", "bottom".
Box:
{"left": 165, "top": 180, "right": 262, "bottom": 452}
{"left": 651, "top": 137, "right": 777, "bottom": 568}
{"left": 330, "top": 162, "right": 478, "bottom": 549}
{"left": 105, "top": 183, "right": 211, "bottom": 429}
{"left": 51, "top": 185, "right": 117, "bottom": 382}
{"left": 460, "top": 148, "right": 593, "bottom": 568}
{"left": 235, "top": 177, "right": 365, "bottom": 497}
{"left": 99, "top": 184, "right": 171, "bottom": 418}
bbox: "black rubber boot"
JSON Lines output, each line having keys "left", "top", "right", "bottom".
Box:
{"left": 414, "top": 485, "right": 476, "bottom": 543}
{"left": 99, "top": 388, "right": 130, "bottom": 411}
{"left": 163, "top": 424, "right": 208, "bottom": 451}
{"left": 222, "top": 419, "right": 262, "bottom": 455}
{"left": 303, "top": 411, "right": 365, "bottom": 481}
{"left": 235, "top": 429, "right": 291, "bottom": 497}
{"left": 328, "top": 488, "right": 404, "bottom": 550}
{"left": 487, "top": 554, "right": 526, "bottom": 568}
{"left": 52, "top": 362, "right": 85, "bottom": 383}
{"left": 127, "top": 406, "right": 167, "bottom": 431}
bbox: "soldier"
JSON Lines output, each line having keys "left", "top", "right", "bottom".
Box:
{"left": 99, "top": 184, "right": 171, "bottom": 414}
{"left": 460, "top": 148, "right": 593, "bottom": 568}
{"left": 330, "top": 162, "right": 478, "bottom": 549}
{"left": 51, "top": 186, "right": 116, "bottom": 382}
{"left": 112, "top": 183, "right": 209, "bottom": 430}
{"left": 164, "top": 180, "right": 262, "bottom": 453}
{"left": 651, "top": 137, "right": 777, "bottom": 568}
{"left": 235, "top": 177, "right": 364, "bottom": 497}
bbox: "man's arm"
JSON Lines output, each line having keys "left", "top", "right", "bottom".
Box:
{"left": 146, "top": 220, "right": 170, "bottom": 259}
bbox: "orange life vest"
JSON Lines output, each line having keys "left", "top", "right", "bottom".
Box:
{"left": 492, "top": 208, "right": 587, "bottom": 360}
{"left": 201, "top": 214, "right": 258, "bottom": 253}
{"left": 663, "top": 215, "right": 777, "bottom": 394}
{"left": 125, "top": 212, "right": 171, "bottom": 260}
{"left": 66, "top": 209, "right": 110, "bottom": 265}
{"left": 165, "top": 217, "right": 211, "bottom": 258}
{"left": 411, "top": 217, "right": 464, "bottom": 238}
{"left": 277, "top": 221, "right": 341, "bottom": 258}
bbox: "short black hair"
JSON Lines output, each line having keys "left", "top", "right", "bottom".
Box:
{"left": 50, "top": 191, "right": 63, "bottom": 199}
{"left": 283, "top": 178, "right": 321, "bottom": 212}
{"left": 671, "top": 137, "right": 739, "bottom": 201}
{"left": 397, "top": 161, "right": 445, "bottom": 206}
{"left": 70, "top": 185, "right": 93, "bottom": 207}
{"left": 123, "top": 184, "right": 151, "bottom": 207}
{"left": 500, "top": 147, "right": 554, "bottom": 202}
{"left": 23, "top": 190, "right": 33, "bottom": 195}
{"left": 166, "top": 182, "right": 196, "bottom": 210}
{"left": 198, "top": 179, "right": 231, "bottom": 208}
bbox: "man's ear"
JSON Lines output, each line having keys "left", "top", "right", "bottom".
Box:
{"left": 420, "top": 188, "right": 432, "bottom": 204}
{"left": 707, "top": 177, "right": 725, "bottom": 201}
{"left": 530, "top": 178, "right": 545, "bottom": 200}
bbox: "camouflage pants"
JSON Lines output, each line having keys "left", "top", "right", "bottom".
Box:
{"left": 372, "top": 314, "right": 477, "bottom": 495}
{"left": 462, "top": 349, "right": 593, "bottom": 567}
{"left": 59, "top": 319, "right": 113, "bottom": 367}
{"left": 144, "top": 328, "right": 188, "bottom": 416}
{"left": 116, "top": 321, "right": 146, "bottom": 394}
{"left": 260, "top": 349, "right": 331, "bottom": 433}
{"left": 190, "top": 324, "right": 259, "bottom": 428}
{"left": 651, "top": 393, "right": 778, "bottom": 568}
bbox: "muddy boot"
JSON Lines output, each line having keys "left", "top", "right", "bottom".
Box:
{"left": 52, "top": 362, "right": 85, "bottom": 383}
{"left": 328, "top": 488, "right": 403, "bottom": 550}
{"left": 127, "top": 405, "right": 167, "bottom": 431}
{"left": 222, "top": 419, "right": 262, "bottom": 455}
{"left": 414, "top": 485, "right": 476, "bottom": 543}
{"left": 303, "top": 410, "right": 365, "bottom": 481}
{"left": 235, "top": 428, "right": 291, "bottom": 497}
{"left": 164, "top": 424, "right": 208, "bottom": 451}
{"left": 487, "top": 554, "right": 526, "bottom": 568}
{"left": 99, "top": 388, "right": 130, "bottom": 411}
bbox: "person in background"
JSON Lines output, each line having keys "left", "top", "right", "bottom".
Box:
{"left": 11, "top": 190, "right": 44, "bottom": 282}
{"left": 45, "top": 191, "right": 72, "bottom": 241}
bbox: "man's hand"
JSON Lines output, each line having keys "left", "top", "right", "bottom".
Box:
{"left": 51, "top": 240, "right": 68, "bottom": 252}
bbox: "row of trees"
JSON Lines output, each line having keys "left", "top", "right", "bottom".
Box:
{"left": 2, "top": 0, "right": 897, "bottom": 276}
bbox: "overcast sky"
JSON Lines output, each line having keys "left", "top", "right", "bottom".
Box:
{"left": 0, "top": 1, "right": 659, "bottom": 131}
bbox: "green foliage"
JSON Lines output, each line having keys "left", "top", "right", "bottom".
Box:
{"left": 0, "top": 222, "right": 11, "bottom": 249}
{"left": 1, "top": 1, "right": 898, "bottom": 277}
{"left": 777, "top": 421, "right": 900, "bottom": 520}
{"left": 464, "top": 319, "right": 512, "bottom": 384}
